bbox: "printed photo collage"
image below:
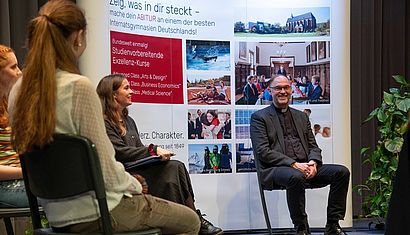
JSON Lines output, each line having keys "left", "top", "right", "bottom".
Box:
{"left": 186, "top": 6, "right": 332, "bottom": 174}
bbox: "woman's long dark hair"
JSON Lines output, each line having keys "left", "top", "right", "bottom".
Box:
{"left": 96, "top": 74, "right": 128, "bottom": 136}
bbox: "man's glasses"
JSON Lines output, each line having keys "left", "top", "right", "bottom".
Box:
{"left": 270, "top": 85, "right": 291, "bottom": 91}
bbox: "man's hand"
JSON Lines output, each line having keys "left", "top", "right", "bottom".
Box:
{"left": 132, "top": 173, "right": 148, "bottom": 194}
{"left": 291, "top": 162, "right": 309, "bottom": 175}
{"left": 306, "top": 160, "right": 317, "bottom": 179}
{"left": 291, "top": 161, "right": 317, "bottom": 179}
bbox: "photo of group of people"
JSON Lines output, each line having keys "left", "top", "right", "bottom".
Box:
{"left": 234, "top": 41, "right": 330, "bottom": 106}
{"left": 188, "top": 143, "right": 233, "bottom": 174}
{"left": 188, "top": 109, "right": 231, "bottom": 140}
{"left": 303, "top": 108, "right": 331, "bottom": 138}
{"left": 187, "top": 72, "right": 231, "bottom": 105}
{"left": 313, "top": 124, "right": 331, "bottom": 138}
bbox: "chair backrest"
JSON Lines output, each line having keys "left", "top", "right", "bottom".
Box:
{"left": 20, "top": 133, "right": 112, "bottom": 234}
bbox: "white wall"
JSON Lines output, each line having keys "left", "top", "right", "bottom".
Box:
{"left": 77, "top": 0, "right": 110, "bottom": 85}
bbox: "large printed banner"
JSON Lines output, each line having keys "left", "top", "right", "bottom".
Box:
{"left": 108, "top": 0, "right": 349, "bottom": 230}
{"left": 111, "top": 31, "right": 183, "bottom": 104}
{"left": 108, "top": 0, "right": 230, "bottom": 38}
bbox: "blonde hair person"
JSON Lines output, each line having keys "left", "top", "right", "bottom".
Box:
{"left": 8, "top": 0, "right": 199, "bottom": 233}
{"left": 0, "top": 44, "right": 26, "bottom": 207}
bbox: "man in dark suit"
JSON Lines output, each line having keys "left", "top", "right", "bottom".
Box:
{"left": 250, "top": 75, "right": 350, "bottom": 235}
{"left": 243, "top": 75, "right": 259, "bottom": 105}
{"left": 188, "top": 112, "right": 196, "bottom": 139}
{"left": 195, "top": 109, "right": 206, "bottom": 139}
{"left": 277, "top": 65, "right": 287, "bottom": 76}
{"left": 307, "top": 75, "right": 323, "bottom": 102}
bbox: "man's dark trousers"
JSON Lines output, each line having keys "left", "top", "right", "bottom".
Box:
{"left": 271, "top": 164, "right": 350, "bottom": 225}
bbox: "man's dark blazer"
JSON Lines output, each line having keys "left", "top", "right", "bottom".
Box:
{"left": 250, "top": 105, "right": 322, "bottom": 190}
{"left": 308, "top": 85, "right": 322, "bottom": 100}
{"left": 277, "top": 68, "right": 287, "bottom": 76}
{"left": 195, "top": 113, "right": 207, "bottom": 138}
{"left": 243, "top": 83, "right": 259, "bottom": 105}
{"left": 188, "top": 120, "right": 195, "bottom": 139}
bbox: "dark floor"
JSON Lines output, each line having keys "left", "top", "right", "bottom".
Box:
{"left": 224, "top": 219, "right": 385, "bottom": 235}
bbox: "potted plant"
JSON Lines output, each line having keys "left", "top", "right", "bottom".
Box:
{"left": 358, "top": 75, "right": 410, "bottom": 227}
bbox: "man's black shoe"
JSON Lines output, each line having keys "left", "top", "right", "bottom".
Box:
{"left": 324, "top": 223, "right": 347, "bottom": 235}
{"left": 295, "top": 223, "right": 311, "bottom": 235}
{"left": 196, "top": 209, "right": 223, "bottom": 235}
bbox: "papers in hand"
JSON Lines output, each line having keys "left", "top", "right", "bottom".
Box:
{"left": 123, "top": 155, "right": 162, "bottom": 170}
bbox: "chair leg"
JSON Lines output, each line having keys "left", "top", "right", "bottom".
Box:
{"left": 3, "top": 218, "right": 15, "bottom": 235}
{"left": 259, "top": 188, "right": 272, "bottom": 235}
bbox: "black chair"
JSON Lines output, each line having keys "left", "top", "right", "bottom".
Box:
{"left": 253, "top": 152, "right": 322, "bottom": 235}
{"left": 0, "top": 207, "right": 32, "bottom": 235}
{"left": 20, "top": 133, "right": 161, "bottom": 235}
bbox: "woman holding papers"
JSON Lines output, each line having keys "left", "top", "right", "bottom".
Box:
{"left": 97, "top": 74, "right": 223, "bottom": 235}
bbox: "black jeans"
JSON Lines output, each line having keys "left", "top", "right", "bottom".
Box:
{"left": 271, "top": 164, "right": 350, "bottom": 225}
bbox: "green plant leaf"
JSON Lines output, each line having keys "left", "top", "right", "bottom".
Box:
{"left": 385, "top": 137, "right": 404, "bottom": 153}
{"left": 380, "top": 176, "right": 390, "bottom": 184}
{"left": 364, "top": 108, "right": 379, "bottom": 122}
{"left": 380, "top": 155, "right": 390, "bottom": 163}
{"left": 370, "top": 210, "right": 381, "bottom": 217}
{"left": 393, "top": 74, "right": 409, "bottom": 87}
{"left": 369, "top": 171, "right": 381, "bottom": 180}
{"left": 374, "top": 195, "right": 382, "bottom": 204}
{"left": 399, "top": 127, "right": 408, "bottom": 135}
{"left": 379, "top": 126, "right": 390, "bottom": 135}
{"left": 377, "top": 109, "right": 388, "bottom": 122}
{"left": 360, "top": 147, "right": 370, "bottom": 155}
{"left": 392, "top": 110, "right": 405, "bottom": 117}
{"left": 396, "top": 98, "right": 410, "bottom": 112}
{"left": 360, "top": 75, "right": 407, "bottom": 219}
{"left": 384, "top": 92, "right": 395, "bottom": 105}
